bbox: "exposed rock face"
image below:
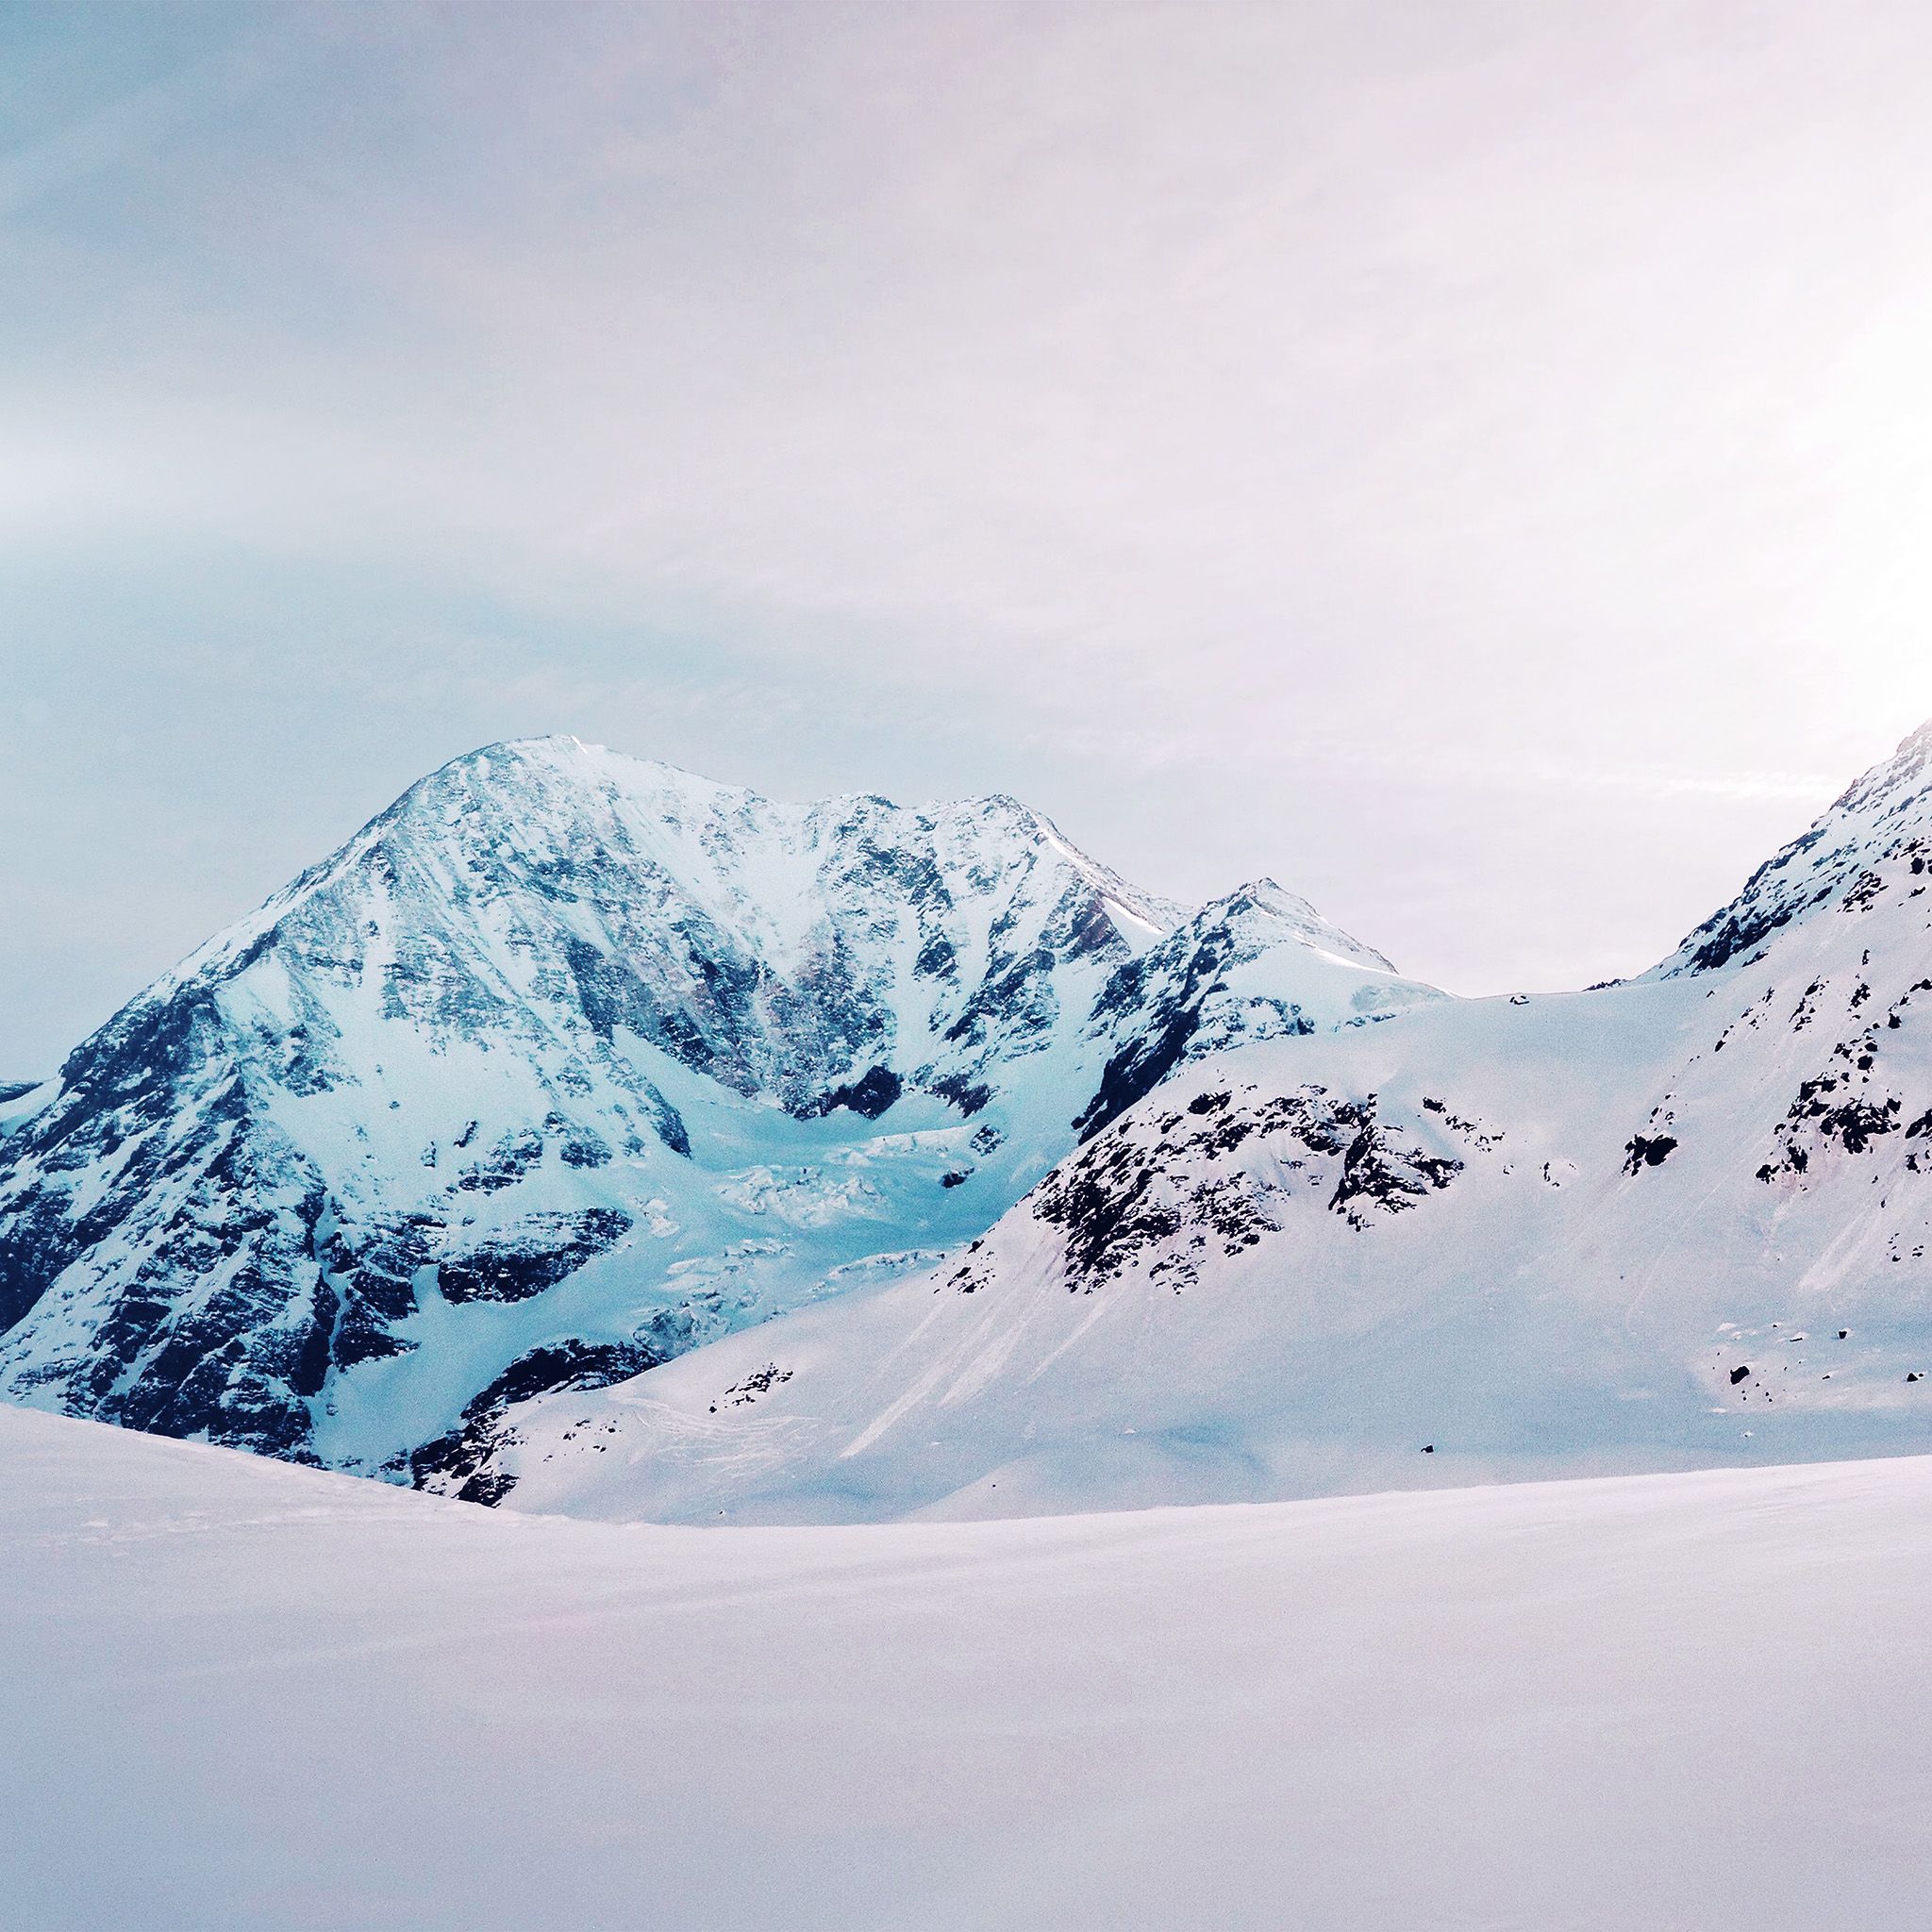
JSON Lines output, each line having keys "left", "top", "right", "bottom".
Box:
{"left": 0, "top": 737, "right": 1434, "bottom": 1490}
{"left": 950, "top": 1082, "right": 1462, "bottom": 1299}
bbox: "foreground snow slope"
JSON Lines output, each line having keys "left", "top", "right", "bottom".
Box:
{"left": 5, "top": 1404, "right": 1930, "bottom": 1932}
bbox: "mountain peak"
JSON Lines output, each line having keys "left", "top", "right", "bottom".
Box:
{"left": 420, "top": 736, "right": 748, "bottom": 808}
{"left": 1208, "top": 877, "right": 1404, "bottom": 976}
{"left": 1661, "top": 722, "right": 1932, "bottom": 977}
{"left": 1833, "top": 717, "right": 1932, "bottom": 815}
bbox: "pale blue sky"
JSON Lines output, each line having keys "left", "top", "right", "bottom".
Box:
{"left": 8, "top": 1, "right": 1932, "bottom": 1072}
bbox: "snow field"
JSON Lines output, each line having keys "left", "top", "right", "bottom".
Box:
{"left": 5, "top": 1404, "right": 1930, "bottom": 1930}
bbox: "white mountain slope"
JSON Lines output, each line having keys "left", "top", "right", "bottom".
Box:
{"left": 0, "top": 737, "right": 1437, "bottom": 1491}
{"left": 500, "top": 723, "right": 1932, "bottom": 1523}
{"left": 7, "top": 1405, "right": 1931, "bottom": 1932}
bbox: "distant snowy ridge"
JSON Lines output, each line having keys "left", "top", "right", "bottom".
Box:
{"left": 0, "top": 737, "right": 1435, "bottom": 1491}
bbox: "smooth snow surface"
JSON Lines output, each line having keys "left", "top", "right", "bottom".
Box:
{"left": 5, "top": 1404, "right": 1931, "bottom": 1931}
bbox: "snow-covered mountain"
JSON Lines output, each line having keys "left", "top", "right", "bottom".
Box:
{"left": 495, "top": 723, "right": 1932, "bottom": 1523}
{"left": 15, "top": 723, "right": 1932, "bottom": 1524}
{"left": 0, "top": 737, "right": 1438, "bottom": 1491}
